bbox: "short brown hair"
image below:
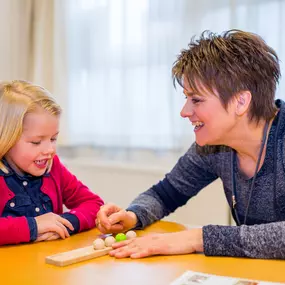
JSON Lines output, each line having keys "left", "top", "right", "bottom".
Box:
{"left": 172, "top": 29, "right": 280, "bottom": 123}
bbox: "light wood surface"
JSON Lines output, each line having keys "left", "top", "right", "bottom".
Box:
{"left": 1, "top": 221, "right": 285, "bottom": 285}
{"left": 45, "top": 245, "right": 112, "bottom": 266}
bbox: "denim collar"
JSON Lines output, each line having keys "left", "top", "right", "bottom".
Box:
{"left": 0, "top": 158, "right": 49, "bottom": 179}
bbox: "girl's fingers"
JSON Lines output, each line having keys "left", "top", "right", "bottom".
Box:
{"left": 54, "top": 222, "right": 69, "bottom": 239}
{"left": 35, "top": 232, "right": 51, "bottom": 242}
{"left": 47, "top": 233, "right": 60, "bottom": 241}
{"left": 58, "top": 216, "right": 74, "bottom": 231}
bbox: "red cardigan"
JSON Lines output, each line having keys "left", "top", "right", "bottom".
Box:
{"left": 0, "top": 155, "right": 104, "bottom": 245}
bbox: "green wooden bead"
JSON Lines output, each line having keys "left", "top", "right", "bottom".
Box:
{"left": 115, "top": 233, "right": 127, "bottom": 242}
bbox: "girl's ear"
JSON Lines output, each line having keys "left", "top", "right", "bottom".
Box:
{"left": 235, "top": 91, "right": 252, "bottom": 116}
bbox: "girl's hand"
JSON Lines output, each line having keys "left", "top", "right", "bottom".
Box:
{"left": 35, "top": 212, "right": 74, "bottom": 239}
{"left": 109, "top": 229, "right": 203, "bottom": 258}
{"left": 35, "top": 232, "right": 60, "bottom": 242}
{"left": 96, "top": 203, "right": 138, "bottom": 234}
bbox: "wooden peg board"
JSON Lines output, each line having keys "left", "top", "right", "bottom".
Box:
{"left": 46, "top": 245, "right": 112, "bottom": 267}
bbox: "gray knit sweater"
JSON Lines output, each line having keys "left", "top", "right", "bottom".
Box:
{"left": 127, "top": 99, "right": 285, "bottom": 259}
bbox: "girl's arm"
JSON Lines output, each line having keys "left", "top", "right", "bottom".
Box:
{"left": 55, "top": 156, "right": 104, "bottom": 232}
{"left": 0, "top": 216, "right": 31, "bottom": 245}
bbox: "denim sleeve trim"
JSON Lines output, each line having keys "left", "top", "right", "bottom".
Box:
{"left": 27, "top": 217, "right": 37, "bottom": 241}
{"left": 61, "top": 212, "right": 80, "bottom": 235}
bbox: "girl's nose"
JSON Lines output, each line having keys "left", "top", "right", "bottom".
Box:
{"left": 42, "top": 143, "right": 56, "bottom": 155}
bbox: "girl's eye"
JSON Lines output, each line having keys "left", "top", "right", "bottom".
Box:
{"left": 31, "top": 141, "right": 41, "bottom": 145}
{"left": 51, "top": 138, "right": 57, "bottom": 142}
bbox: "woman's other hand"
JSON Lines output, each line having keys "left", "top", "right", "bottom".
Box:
{"left": 109, "top": 229, "right": 203, "bottom": 258}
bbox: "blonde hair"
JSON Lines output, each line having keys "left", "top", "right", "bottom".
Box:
{"left": 0, "top": 80, "right": 62, "bottom": 173}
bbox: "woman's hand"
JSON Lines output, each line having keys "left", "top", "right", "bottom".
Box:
{"left": 35, "top": 232, "right": 60, "bottom": 242}
{"left": 96, "top": 203, "right": 138, "bottom": 234}
{"left": 35, "top": 212, "right": 74, "bottom": 239}
{"left": 109, "top": 229, "right": 203, "bottom": 258}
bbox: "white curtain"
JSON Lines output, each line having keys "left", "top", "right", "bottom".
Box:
{"left": 1, "top": 0, "right": 285, "bottom": 150}
{"left": 0, "top": 0, "right": 70, "bottom": 144}
{"left": 64, "top": 0, "right": 285, "bottom": 150}
{"left": 0, "top": 0, "right": 33, "bottom": 80}
{"left": 66, "top": 0, "right": 188, "bottom": 149}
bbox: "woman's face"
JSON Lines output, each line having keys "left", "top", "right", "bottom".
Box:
{"left": 180, "top": 80, "right": 237, "bottom": 146}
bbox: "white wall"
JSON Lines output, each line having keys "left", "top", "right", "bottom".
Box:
{"left": 63, "top": 157, "right": 230, "bottom": 227}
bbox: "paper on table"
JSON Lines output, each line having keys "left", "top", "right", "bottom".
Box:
{"left": 170, "top": 270, "right": 284, "bottom": 285}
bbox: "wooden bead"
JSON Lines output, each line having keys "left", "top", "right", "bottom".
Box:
{"left": 93, "top": 238, "right": 105, "bottom": 250}
{"left": 115, "top": 233, "right": 127, "bottom": 242}
{"left": 104, "top": 236, "right": 116, "bottom": 247}
{"left": 126, "top": 230, "right": 137, "bottom": 239}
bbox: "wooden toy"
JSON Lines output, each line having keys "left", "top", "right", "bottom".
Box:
{"left": 46, "top": 231, "right": 137, "bottom": 267}
{"left": 46, "top": 245, "right": 112, "bottom": 267}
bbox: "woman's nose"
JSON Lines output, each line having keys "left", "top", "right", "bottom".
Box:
{"left": 180, "top": 99, "right": 194, "bottom": 118}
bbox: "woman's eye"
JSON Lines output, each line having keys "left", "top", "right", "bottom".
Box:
{"left": 192, "top": 98, "right": 201, "bottom": 104}
{"left": 51, "top": 138, "right": 57, "bottom": 142}
{"left": 31, "top": 141, "right": 41, "bottom": 145}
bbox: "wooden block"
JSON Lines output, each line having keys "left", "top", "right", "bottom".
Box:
{"left": 46, "top": 246, "right": 112, "bottom": 267}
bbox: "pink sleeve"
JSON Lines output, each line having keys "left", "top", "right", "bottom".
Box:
{"left": 0, "top": 216, "right": 30, "bottom": 245}
{"left": 56, "top": 157, "right": 104, "bottom": 232}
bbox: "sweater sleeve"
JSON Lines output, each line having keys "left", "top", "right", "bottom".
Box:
{"left": 127, "top": 144, "right": 218, "bottom": 228}
{"left": 203, "top": 221, "right": 285, "bottom": 259}
{"left": 126, "top": 178, "right": 188, "bottom": 228}
{"left": 0, "top": 216, "right": 31, "bottom": 245}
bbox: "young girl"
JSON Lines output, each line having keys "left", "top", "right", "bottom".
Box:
{"left": 0, "top": 80, "right": 104, "bottom": 245}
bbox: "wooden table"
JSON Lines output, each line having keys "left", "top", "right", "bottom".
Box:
{"left": 1, "top": 221, "right": 285, "bottom": 285}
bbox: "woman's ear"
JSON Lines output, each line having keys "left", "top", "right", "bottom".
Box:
{"left": 235, "top": 91, "right": 252, "bottom": 116}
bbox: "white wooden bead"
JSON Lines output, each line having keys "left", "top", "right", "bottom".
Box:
{"left": 126, "top": 230, "right": 137, "bottom": 239}
{"left": 104, "top": 236, "right": 116, "bottom": 247}
{"left": 93, "top": 238, "right": 105, "bottom": 250}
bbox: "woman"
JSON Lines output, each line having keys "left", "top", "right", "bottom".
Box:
{"left": 96, "top": 30, "right": 285, "bottom": 259}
